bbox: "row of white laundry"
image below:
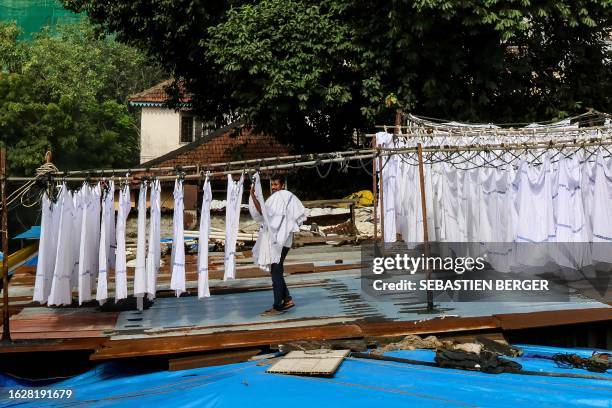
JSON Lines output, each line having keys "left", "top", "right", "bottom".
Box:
{"left": 376, "top": 132, "right": 612, "bottom": 270}
{"left": 33, "top": 174, "right": 246, "bottom": 306}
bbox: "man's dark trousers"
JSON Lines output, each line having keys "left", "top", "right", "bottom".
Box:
{"left": 271, "top": 246, "right": 291, "bottom": 310}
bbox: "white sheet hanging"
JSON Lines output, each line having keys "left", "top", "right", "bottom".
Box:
{"left": 554, "top": 155, "right": 592, "bottom": 268}
{"left": 33, "top": 191, "right": 58, "bottom": 304}
{"left": 133, "top": 181, "right": 148, "bottom": 298}
{"left": 170, "top": 179, "right": 186, "bottom": 296}
{"left": 376, "top": 132, "right": 397, "bottom": 242}
{"left": 48, "top": 184, "right": 75, "bottom": 306}
{"left": 514, "top": 156, "right": 556, "bottom": 243}
{"left": 114, "top": 183, "right": 131, "bottom": 301}
{"left": 198, "top": 176, "right": 212, "bottom": 298}
{"left": 96, "top": 181, "right": 115, "bottom": 305}
{"left": 592, "top": 152, "right": 612, "bottom": 263}
{"left": 70, "top": 188, "right": 86, "bottom": 294}
{"left": 77, "top": 183, "right": 101, "bottom": 305}
{"left": 146, "top": 179, "right": 161, "bottom": 299}
{"left": 107, "top": 181, "right": 116, "bottom": 271}
{"left": 224, "top": 174, "right": 244, "bottom": 280}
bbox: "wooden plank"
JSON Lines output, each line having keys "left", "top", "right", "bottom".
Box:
{"left": 303, "top": 199, "right": 357, "bottom": 208}
{"left": 91, "top": 323, "right": 364, "bottom": 360}
{"left": 6, "top": 330, "right": 110, "bottom": 340}
{"left": 168, "top": 348, "right": 261, "bottom": 371}
{"left": 267, "top": 349, "right": 349, "bottom": 376}
{"left": 294, "top": 235, "right": 356, "bottom": 244}
{"left": 0, "top": 337, "right": 104, "bottom": 353}
{"left": 494, "top": 307, "right": 612, "bottom": 330}
{"left": 359, "top": 316, "right": 500, "bottom": 338}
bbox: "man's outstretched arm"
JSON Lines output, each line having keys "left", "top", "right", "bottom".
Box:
{"left": 250, "top": 184, "right": 263, "bottom": 215}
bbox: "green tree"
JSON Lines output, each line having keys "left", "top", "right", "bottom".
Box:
{"left": 0, "top": 21, "right": 166, "bottom": 174}
{"left": 64, "top": 0, "right": 611, "bottom": 150}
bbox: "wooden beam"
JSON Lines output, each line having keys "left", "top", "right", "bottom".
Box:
{"left": 91, "top": 323, "right": 364, "bottom": 360}
{"left": 168, "top": 348, "right": 261, "bottom": 371}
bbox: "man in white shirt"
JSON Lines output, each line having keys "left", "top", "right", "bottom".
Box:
{"left": 250, "top": 174, "right": 304, "bottom": 315}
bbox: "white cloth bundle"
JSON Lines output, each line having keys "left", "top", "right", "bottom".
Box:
{"left": 146, "top": 179, "right": 161, "bottom": 299}
{"left": 170, "top": 179, "right": 186, "bottom": 296}
{"left": 248, "top": 173, "right": 306, "bottom": 271}
{"left": 198, "top": 177, "right": 212, "bottom": 298}
{"left": 224, "top": 174, "right": 244, "bottom": 280}
{"left": 114, "top": 183, "right": 131, "bottom": 301}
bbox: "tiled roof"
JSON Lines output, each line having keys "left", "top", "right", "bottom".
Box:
{"left": 141, "top": 122, "right": 291, "bottom": 168}
{"left": 129, "top": 79, "right": 192, "bottom": 106}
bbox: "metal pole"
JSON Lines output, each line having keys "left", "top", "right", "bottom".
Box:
{"left": 1, "top": 148, "right": 10, "bottom": 341}
{"left": 416, "top": 143, "right": 433, "bottom": 311}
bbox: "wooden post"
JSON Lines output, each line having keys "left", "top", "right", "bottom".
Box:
{"left": 1, "top": 148, "right": 10, "bottom": 341}
{"left": 416, "top": 143, "right": 433, "bottom": 311}
{"left": 377, "top": 151, "right": 385, "bottom": 243}
{"left": 372, "top": 136, "right": 378, "bottom": 245}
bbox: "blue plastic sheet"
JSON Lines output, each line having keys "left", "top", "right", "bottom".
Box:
{"left": 12, "top": 227, "right": 41, "bottom": 240}
{"left": 0, "top": 345, "right": 610, "bottom": 407}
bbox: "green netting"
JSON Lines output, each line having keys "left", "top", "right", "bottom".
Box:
{"left": 0, "top": 0, "right": 82, "bottom": 39}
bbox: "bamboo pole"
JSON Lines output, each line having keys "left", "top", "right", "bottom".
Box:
{"left": 1, "top": 148, "right": 10, "bottom": 342}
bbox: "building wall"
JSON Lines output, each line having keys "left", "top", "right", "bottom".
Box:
{"left": 139, "top": 107, "right": 182, "bottom": 164}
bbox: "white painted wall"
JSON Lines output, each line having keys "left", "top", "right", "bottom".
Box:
{"left": 139, "top": 107, "right": 183, "bottom": 164}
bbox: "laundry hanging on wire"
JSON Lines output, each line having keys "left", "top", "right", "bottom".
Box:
{"left": 374, "top": 121, "right": 612, "bottom": 276}
{"left": 32, "top": 177, "right": 210, "bottom": 306}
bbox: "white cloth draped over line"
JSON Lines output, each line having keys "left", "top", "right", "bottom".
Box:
{"left": 224, "top": 174, "right": 244, "bottom": 280}
{"left": 133, "top": 181, "right": 148, "bottom": 298}
{"left": 114, "top": 183, "right": 131, "bottom": 301}
{"left": 170, "top": 179, "right": 186, "bottom": 296}
{"left": 146, "top": 179, "right": 161, "bottom": 299}
{"left": 48, "top": 184, "right": 75, "bottom": 306}
{"left": 96, "top": 180, "right": 115, "bottom": 304}
{"left": 33, "top": 191, "right": 59, "bottom": 304}
{"left": 78, "top": 183, "right": 101, "bottom": 305}
{"left": 198, "top": 177, "right": 212, "bottom": 298}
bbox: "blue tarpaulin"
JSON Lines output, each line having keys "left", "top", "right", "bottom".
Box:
{"left": 12, "top": 227, "right": 41, "bottom": 240}
{"left": 0, "top": 344, "right": 610, "bottom": 407}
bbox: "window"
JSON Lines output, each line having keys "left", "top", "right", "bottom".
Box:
{"left": 194, "top": 117, "right": 203, "bottom": 139}
{"left": 180, "top": 115, "right": 194, "bottom": 143}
